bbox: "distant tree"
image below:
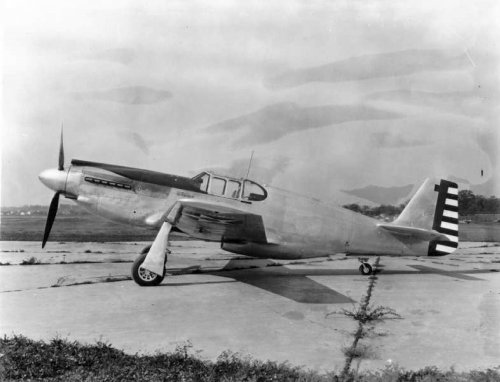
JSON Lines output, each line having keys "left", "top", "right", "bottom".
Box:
{"left": 360, "top": 205, "right": 372, "bottom": 216}
{"left": 458, "top": 190, "right": 475, "bottom": 216}
{"left": 458, "top": 190, "right": 500, "bottom": 215}
{"left": 343, "top": 203, "right": 361, "bottom": 213}
{"left": 484, "top": 196, "right": 500, "bottom": 214}
{"left": 343, "top": 191, "right": 500, "bottom": 219}
{"left": 342, "top": 203, "right": 405, "bottom": 220}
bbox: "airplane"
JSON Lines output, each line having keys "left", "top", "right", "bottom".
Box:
{"left": 38, "top": 132, "right": 459, "bottom": 286}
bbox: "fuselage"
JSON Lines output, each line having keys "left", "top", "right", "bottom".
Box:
{"left": 39, "top": 159, "right": 428, "bottom": 259}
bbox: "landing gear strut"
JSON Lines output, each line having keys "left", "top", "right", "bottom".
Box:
{"left": 358, "top": 257, "right": 373, "bottom": 275}
{"left": 131, "top": 221, "right": 172, "bottom": 286}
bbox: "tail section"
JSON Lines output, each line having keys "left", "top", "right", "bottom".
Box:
{"left": 428, "top": 179, "right": 459, "bottom": 255}
{"left": 392, "top": 178, "right": 459, "bottom": 256}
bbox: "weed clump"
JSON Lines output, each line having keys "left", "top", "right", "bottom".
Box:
{"left": 20, "top": 256, "right": 41, "bottom": 265}
{"left": 338, "top": 305, "right": 402, "bottom": 324}
{"left": 341, "top": 343, "right": 372, "bottom": 360}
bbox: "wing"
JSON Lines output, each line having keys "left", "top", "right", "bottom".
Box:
{"left": 166, "top": 199, "right": 267, "bottom": 243}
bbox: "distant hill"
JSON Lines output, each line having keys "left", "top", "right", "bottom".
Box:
{"left": 341, "top": 184, "right": 414, "bottom": 205}
{"left": 471, "top": 177, "right": 500, "bottom": 198}
{"left": 343, "top": 177, "right": 499, "bottom": 206}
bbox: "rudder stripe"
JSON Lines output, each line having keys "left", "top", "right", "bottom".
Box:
{"left": 429, "top": 179, "right": 459, "bottom": 256}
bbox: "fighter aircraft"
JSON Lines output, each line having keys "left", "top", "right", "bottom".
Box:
{"left": 39, "top": 133, "right": 459, "bottom": 286}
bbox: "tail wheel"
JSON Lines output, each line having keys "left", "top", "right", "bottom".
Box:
{"left": 132, "top": 252, "right": 165, "bottom": 286}
{"left": 359, "top": 263, "right": 372, "bottom": 275}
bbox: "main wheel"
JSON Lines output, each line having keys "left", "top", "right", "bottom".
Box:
{"left": 141, "top": 245, "right": 152, "bottom": 255}
{"left": 131, "top": 252, "right": 165, "bottom": 286}
{"left": 359, "top": 263, "right": 372, "bottom": 275}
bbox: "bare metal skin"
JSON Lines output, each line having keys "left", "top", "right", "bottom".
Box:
{"left": 39, "top": 134, "right": 459, "bottom": 285}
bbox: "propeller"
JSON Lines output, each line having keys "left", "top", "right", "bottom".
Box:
{"left": 41, "top": 128, "right": 65, "bottom": 248}
{"left": 58, "top": 128, "right": 64, "bottom": 171}
{"left": 42, "top": 192, "right": 60, "bottom": 248}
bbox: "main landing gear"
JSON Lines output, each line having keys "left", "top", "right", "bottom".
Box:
{"left": 131, "top": 221, "right": 172, "bottom": 286}
{"left": 131, "top": 247, "right": 169, "bottom": 286}
{"left": 358, "top": 257, "right": 373, "bottom": 275}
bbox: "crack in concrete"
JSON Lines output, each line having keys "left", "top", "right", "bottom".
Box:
{"left": 339, "top": 257, "right": 380, "bottom": 381}
{"left": 0, "top": 276, "right": 133, "bottom": 293}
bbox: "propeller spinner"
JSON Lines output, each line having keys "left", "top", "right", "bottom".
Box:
{"left": 38, "top": 129, "right": 67, "bottom": 248}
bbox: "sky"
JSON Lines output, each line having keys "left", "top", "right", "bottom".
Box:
{"left": 1, "top": 0, "right": 499, "bottom": 206}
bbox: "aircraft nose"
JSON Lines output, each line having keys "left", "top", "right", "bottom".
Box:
{"left": 38, "top": 168, "right": 67, "bottom": 192}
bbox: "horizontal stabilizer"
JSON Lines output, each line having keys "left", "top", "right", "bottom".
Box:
{"left": 377, "top": 223, "right": 449, "bottom": 241}
{"left": 390, "top": 178, "right": 459, "bottom": 256}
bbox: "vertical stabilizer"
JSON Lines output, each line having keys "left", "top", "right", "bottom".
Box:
{"left": 393, "top": 179, "right": 459, "bottom": 256}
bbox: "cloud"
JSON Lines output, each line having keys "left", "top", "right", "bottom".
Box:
{"left": 370, "top": 132, "right": 429, "bottom": 149}
{"left": 116, "top": 131, "right": 150, "bottom": 155}
{"left": 366, "top": 90, "right": 485, "bottom": 118}
{"left": 128, "top": 132, "right": 150, "bottom": 155}
{"left": 72, "top": 86, "right": 172, "bottom": 105}
{"left": 3, "top": 1, "right": 499, "bottom": 206}
{"left": 208, "top": 102, "right": 400, "bottom": 146}
{"left": 85, "top": 48, "right": 136, "bottom": 65}
{"left": 366, "top": 90, "right": 499, "bottom": 167}
{"left": 477, "top": 128, "right": 499, "bottom": 167}
{"left": 447, "top": 175, "right": 470, "bottom": 185}
{"left": 266, "top": 49, "right": 470, "bottom": 89}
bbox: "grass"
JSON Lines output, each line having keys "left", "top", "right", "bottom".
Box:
{"left": 1, "top": 336, "right": 499, "bottom": 382}
{"left": 0, "top": 215, "right": 190, "bottom": 242}
{"left": 0, "top": 336, "right": 326, "bottom": 382}
{"left": 358, "top": 365, "right": 500, "bottom": 382}
{"left": 459, "top": 222, "right": 500, "bottom": 242}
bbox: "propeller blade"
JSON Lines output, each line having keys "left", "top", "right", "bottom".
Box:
{"left": 58, "top": 127, "right": 64, "bottom": 171}
{"left": 42, "top": 192, "right": 60, "bottom": 248}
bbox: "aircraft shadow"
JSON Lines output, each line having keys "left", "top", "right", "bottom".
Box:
{"left": 160, "top": 261, "right": 495, "bottom": 304}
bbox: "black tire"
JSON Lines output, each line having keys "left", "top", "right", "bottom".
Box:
{"left": 131, "top": 252, "right": 165, "bottom": 286}
{"left": 359, "top": 263, "right": 372, "bottom": 275}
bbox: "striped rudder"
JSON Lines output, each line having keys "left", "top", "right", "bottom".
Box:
{"left": 428, "top": 180, "right": 459, "bottom": 256}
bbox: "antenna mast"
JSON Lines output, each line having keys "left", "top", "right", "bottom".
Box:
{"left": 245, "top": 151, "right": 254, "bottom": 179}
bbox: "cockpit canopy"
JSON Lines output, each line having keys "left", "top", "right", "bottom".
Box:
{"left": 192, "top": 172, "right": 267, "bottom": 202}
